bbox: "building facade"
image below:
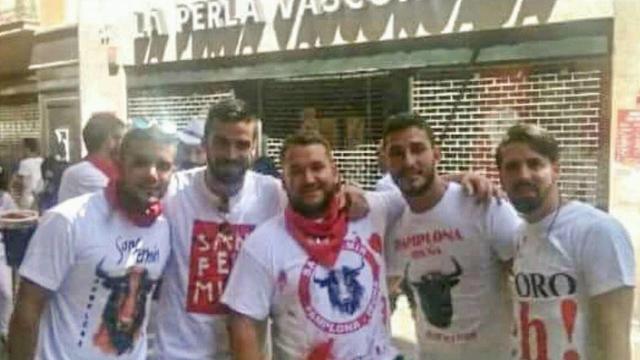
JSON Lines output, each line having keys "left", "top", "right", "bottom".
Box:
{"left": 1, "top": 0, "right": 639, "bottom": 212}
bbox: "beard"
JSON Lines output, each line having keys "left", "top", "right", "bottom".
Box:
{"left": 509, "top": 181, "right": 549, "bottom": 214}
{"left": 288, "top": 183, "right": 340, "bottom": 218}
{"left": 392, "top": 167, "right": 436, "bottom": 198}
{"left": 208, "top": 157, "right": 251, "bottom": 186}
{"left": 119, "top": 181, "right": 166, "bottom": 212}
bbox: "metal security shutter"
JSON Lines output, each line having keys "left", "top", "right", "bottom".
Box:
{"left": 128, "top": 86, "right": 235, "bottom": 129}
{"left": 0, "top": 96, "right": 40, "bottom": 164}
{"left": 262, "top": 75, "right": 389, "bottom": 189}
{"left": 411, "top": 63, "right": 607, "bottom": 207}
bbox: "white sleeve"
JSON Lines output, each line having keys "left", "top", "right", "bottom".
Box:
{"left": 0, "top": 193, "right": 17, "bottom": 212}
{"left": 17, "top": 160, "right": 28, "bottom": 176}
{"left": 485, "top": 200, "right": 521, "bottom": 261}
{"left": 374, "top": 190, "right": 406, "bottom": 228}
{"left": 581, "top": 218, "right": 635, "bottom": 297}
{"left": 19, "top": 211, "right": 75, "bottom": 291}
{"left": 221, "top": 244, "right": 275, "bottom": 321}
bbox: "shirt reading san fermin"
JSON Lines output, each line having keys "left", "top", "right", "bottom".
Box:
{"left": 155, "top": 168, "right": 285, "bottom": 359}
{"left": 18, "top": 192, "right": 171, "bottom": 359}
{"left": 512, "top": 201, "right": 635, "bottom": 360}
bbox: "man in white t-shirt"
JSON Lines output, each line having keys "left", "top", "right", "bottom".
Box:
{"left": 8, "top": 125, "right": 176, "bottom": 359}
{"left": 223, "top": 131, "right": 402, "bottom": 359}
{"left": 496, "top": 123, "right": 635, "bottom": 360}
{"left": 15, "top": 138, "right": 44, "bottom": 209}
{"left": 154, "top": 99, "right": 286, "bottom": 359}
{"left": 58, "top": 112, "right": 125, "bottom": 203}
{"left": 382, "top": 113, "right": 521, "bottom": 360}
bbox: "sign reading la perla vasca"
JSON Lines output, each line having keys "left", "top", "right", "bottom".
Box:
{"left": 130, "top": 0, "right": 609, "bottom": 64}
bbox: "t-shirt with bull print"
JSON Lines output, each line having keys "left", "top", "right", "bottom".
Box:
{"left": 512, "top": 201, "right": 634, "bottom": 360}
{"left": 19, "top": 191, "right": 171, "bottom": 359}
{"left": 222, "top": 192, "right": 401, "bottom": 360}
{"left": 387, "top": 182, "right": 521, "bottom": 359}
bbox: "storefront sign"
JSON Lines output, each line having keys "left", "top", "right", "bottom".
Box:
{"left": 131, "top": 0, "right": 575, "bottom": 64}
{"left": 616, "top": 109, "right": 640, "bottom": 165}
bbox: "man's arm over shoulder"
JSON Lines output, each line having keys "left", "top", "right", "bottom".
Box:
{"left": 485, "top": 199, "right": 521, "bottom": 262}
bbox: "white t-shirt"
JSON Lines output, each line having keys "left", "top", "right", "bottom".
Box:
{"left": 222, "top": 192, "right": 401, "bottom": 360}
{"left": 18, "top": 156, "right": 44, "bottom": 207}
{"left": 58, "top": 161, "right": 109, "bottom": 203}
{"left": 512, "top": 201, "right": 635, "bottom": 360}
{"left": 387, "top": 183, "right": 521, "bottom": 359}
{"left": 155, "top": 168, "right": 286, "bottom": 360}
{"left": 0, "top": 192, "right": 17, "bottom": 252}
{"left": 374, "top": 174, "right": 399, "bottom": 193}
{"left": 19, "top": 191, "right": 171, "bottom": 360}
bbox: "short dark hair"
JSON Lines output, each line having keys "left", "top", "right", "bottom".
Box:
{"left": 22, "top": 138, "right": 40, "bottom": 154}
{"left": 204, "top": 98, "right": 254, "bottom": 141}
{"left": 495, "top": 123, "right": 560, "bottom": 167}
{"left": 119, "top": 125, "right": 176, "bottom": 161}
{"left": 83, "top": 112, "right": 125, "bottom": 153}
{"left": 382, "top": 112, "right": 437, "bottom": 147}
{"left": 280, "top": 131, "right": 333, "bottom": 164}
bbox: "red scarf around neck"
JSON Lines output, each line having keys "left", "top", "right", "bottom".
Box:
{"left": 105, "top": 181, "right": 162, "bottom": 227}
{"left": 86, "top": 154, "right": 120, "bottom": 181}
{"left": 284, "top": 196, "right": 347, "bottom": 268}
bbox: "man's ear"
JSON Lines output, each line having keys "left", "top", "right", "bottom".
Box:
{"left": 551, "top": 161, "right": 560, "bottom": 182}
{"left": 434, "top": 146, "right": 442, "bottom": 164}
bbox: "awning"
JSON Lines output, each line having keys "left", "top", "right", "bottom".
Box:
{"left": 125, "top": 35, "right": 608, "bottom": 88}
{"left": 0, "top": 26, "right": 35, "bottom": 76}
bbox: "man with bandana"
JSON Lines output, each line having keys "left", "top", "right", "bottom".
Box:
{"left": 8, "top": 125, "right": 175, "bottom": 359}
{"left": 223, "top": 131, "right": 402, "bottom": 359}
{"left": 496, "top": 124, "right": 635, "bottom": 360}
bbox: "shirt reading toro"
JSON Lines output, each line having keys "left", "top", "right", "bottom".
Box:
{"left": 512, "top": 201, "right": 635, "bottom": 360}
{"left": 19, "top": 192, "right": 170, "bottom": 359}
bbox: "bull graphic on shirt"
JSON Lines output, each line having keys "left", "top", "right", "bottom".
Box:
{"left": 407, "top": 257, "right": 463, "bottom": 328}
{"left": 93, "top": 259, "right": 157, "bottom": 355}
{"left": 314, "top": 261, "right": 366, "bottom": 315}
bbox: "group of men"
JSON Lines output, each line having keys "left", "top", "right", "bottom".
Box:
{"left": 4, "top": 98, "right": 635, "bottom": 360}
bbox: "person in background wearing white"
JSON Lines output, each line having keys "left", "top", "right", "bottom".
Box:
{"left": 383, "top": 113, "right": 521, "bottom": 360}
{"left": 57, "top": 112, "right": 125, "bottom": 203}
{"left": 176, "top": 118, "right": 207, "bottom": 170}
{"left": 8, "top": 125, "right": 176, "bottom": 360}
{"left": 14, "top": 139, "right": 43, "bottom": 210}
{"left": 497, "top": 123, "right": 635, "bottom": 360}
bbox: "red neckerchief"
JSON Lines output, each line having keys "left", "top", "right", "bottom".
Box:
{"left": 284, "top": 196, "right": 347, "bottom": 268}
{"left": 105, "top": 181, "right": 162, "bottom": 227}
{"left": 86, "top": 154, "right": 120, "bottom": 181}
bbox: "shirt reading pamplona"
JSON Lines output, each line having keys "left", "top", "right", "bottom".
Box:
{"left": 512, "top": 201, "right": 635, "bottom": 360}
{"left": 387, "top": 183, "right": 521, "bottom": 359}
{"left": 19, "top": 192, "right": 171, "bottom": 359}
{"left": 222, "top": 193, "right": 399, "bottom": 360}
